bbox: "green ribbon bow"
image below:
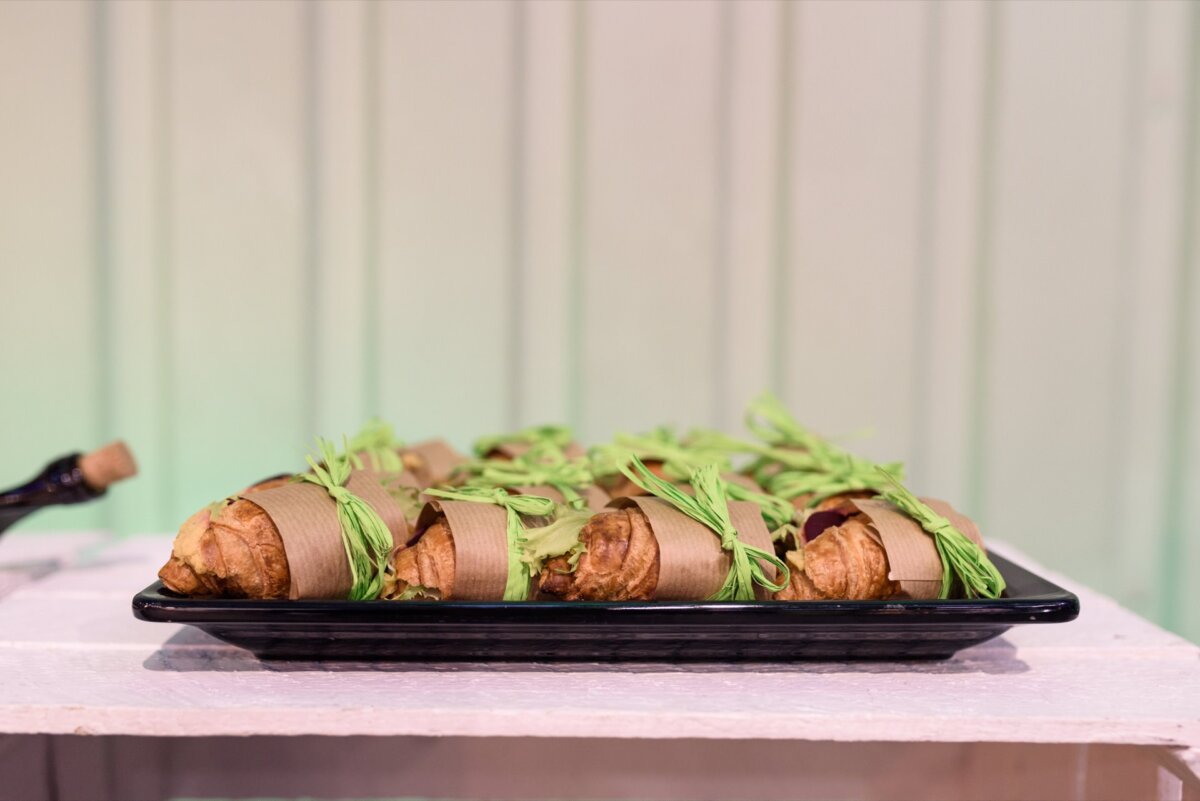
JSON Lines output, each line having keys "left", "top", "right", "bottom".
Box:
{"left": 744, "top": 392, "right": 905, "bottom": 504}
{"left": 745, "top": 391, "right": 832, "bottom": 454}
{"left": 875, "top": 468, "right": 1006, "bottom": 600}
{"left": 591, "top": 427, "right": 732, "bottom": 481}
{"left": 683, "top": 428, "right": 770, "bottom": 458}
{"left": 618, "top": 457, "right": 789, "bottom": 601}
{"left": 472, "top": 424, "right": 574, "bottom": 458}
{"left": 765, "top": 453, "right": 905, "bottom": 508}
{"left": 423, "top": 485, "right": 557, "bottom": 601}
{"left": 344, "top": 418, "right": 405, "bottom": 473}
{"left": 464, "top": 451, "right": 594, "bottom": 510}
{"left": 299, "top": 438, "right": 395, "bottom": 601}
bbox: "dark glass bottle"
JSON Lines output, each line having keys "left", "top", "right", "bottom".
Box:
{"left": 0, "top": 454, "right": 105, "bottom": 534}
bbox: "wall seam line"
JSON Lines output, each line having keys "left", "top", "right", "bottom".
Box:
{"left": 965, "top": 1, "right": 1003, "bottom": 525}
{"left": 1159, "top": 1, "right": 1200, "bottom": 633}
{"left": 769, "top": 0, "right": 795, "bottom": 404}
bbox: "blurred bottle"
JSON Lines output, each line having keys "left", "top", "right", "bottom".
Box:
{"left": 0, "top": 442, "right": 137, "bottom": 535}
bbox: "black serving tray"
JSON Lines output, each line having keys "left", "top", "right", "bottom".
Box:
{"left": 132, "top": 553, "right": 1078, "bottom": 661}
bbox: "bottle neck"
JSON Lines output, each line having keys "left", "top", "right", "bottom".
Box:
{"left": 0, "top": 454, "right": 103, "bottom": 532}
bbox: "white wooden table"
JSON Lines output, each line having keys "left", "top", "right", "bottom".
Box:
{"left": 0, "top": 531, "right": 1197, "bottom": 801}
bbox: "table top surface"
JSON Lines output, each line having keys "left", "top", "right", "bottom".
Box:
{"left": 0, "top": 530, "right": 1197, "bottom": 746}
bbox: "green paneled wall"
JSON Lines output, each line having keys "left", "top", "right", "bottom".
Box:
{"left": 0, "top": 0, "right": 1198, "bottom": 642}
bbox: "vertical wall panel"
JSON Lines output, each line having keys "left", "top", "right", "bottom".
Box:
{"left": 916, "top": 0, "right": 987, "bottom": 503}
{"left": 981, "top": 2, "right": 1131, "bottom": 582}
{"left": 108, "top": 0, "right": 168, "bottom": 534}
{"left": 1106, "top": 2, "right": 1192, "bottom": 623}
{"left": 784, "top": 1, "right": 927, "bottom": 467}
{"left": 719, "top": 1, "right": 783, "bottom": 433}
{"left": 169, "top": 1, "right": 308, "bottom": 514}
{"left": 312, "top": 0, "right": 370, "bottom": 440}
{"left": 580, "top": 0, "right": 720, "bottom": 442}
{"left": 377, "top": 0, "right": 512, "bottom": 451}
{"left": 1173, "top": 4, "right": 1200, "bottom": 642}
{"left": 518, "top": 1, "right": 574, "bottom": 430}
{"left": 0, "top": 2, "right": 100, "bottom": 531}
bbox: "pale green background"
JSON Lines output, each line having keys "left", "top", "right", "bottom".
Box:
{"left": 1, "top": 0, "right": 1198, "bottom": 642}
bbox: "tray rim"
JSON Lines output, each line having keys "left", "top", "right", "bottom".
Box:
{"left": 132, "top": 552, "right": 1080, "bottom": 626}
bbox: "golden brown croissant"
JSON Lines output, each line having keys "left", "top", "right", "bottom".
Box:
{"left": 774, "top": 515, "right": 899, "bottom": 601}
{"left": 158, "top": 492, "right": 291, "bottom": 599}
{"left": 384, "top": 514, "right": 456, "bottom": 599}
{"left": 538, "top": 508, "right": 659, "bottom": 601}
{"left": 159, "top": 474, "right": 414, "bottom": 599}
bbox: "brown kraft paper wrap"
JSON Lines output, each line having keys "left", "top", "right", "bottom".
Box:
{"left": 510, "top": 484, "right": 610, "bottom": 512}
{"left": 609, "top": 497, "right": 776, "bottom": 600}
{"left": 413, "top": 499, "right": 510, "bottom": 600}
{"left": 245, "top": 472, "right": 407, "bottom": 600}
{"left": 405, "top": 439, "right": 468, "bottom": 487}
{"left": 848, "top": 498, "right": 984, "bottom": 600}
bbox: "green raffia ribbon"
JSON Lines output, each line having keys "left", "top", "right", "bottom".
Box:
{"left": 460, "top": 446, "right": 594, "bottom": 510}
{"left": 744, "top": 391, "right": 905, "bottom": 504}
{"left": 875, "top": 468, "right": 1006, "bottom": 600}
{"left": 684, "top": 429, "right": 769, "bottom": 458}
{"left": 473, "top": 424, "right": 574, "bottom": 458}
{"left": 298, "top": 438, "right": 395, "bottom": 601}
{"left": 618, "top": 457, "right": 789, "bottom": 601}
{"left": 521, "top": 508, "right": 593, "bottom": 575}
{"left": 344, "top": 419, "right": 405, "bottom": 473}
{"left": 765, "top": 455, "right": 906, "bottom": 508}
{"left": 745, "top": 391, "right": 832, "bottom": 453}
{"left": 423, "top": 485, "right": 557, "bottom": 601}
{"left": 591, "top": 426, "right": 731, "bottom": 481}
{"left": 723, "top": 480, "right": 796, "bottom": 533}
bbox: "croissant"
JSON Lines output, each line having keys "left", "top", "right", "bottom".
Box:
{"left": 159, "top": 474, "right": 417, "bottom": 599}
{"left": 538, "top": 508, "right": 659, "bottom": 601}
{"left": 594, "top": 460, "right": 671, "bottom": 500}
{"left": 158, "top": 488, "right": 291, "bottom": 599}
{"left": 774, "top": 514, "right": 899, "bottom": 601}
{"left": 385, "top": 513, "right": 456, "bottom": 599}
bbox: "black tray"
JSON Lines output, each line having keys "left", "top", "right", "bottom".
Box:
{"left": 132, "top": 553, "right": 1078, "bottom": 661}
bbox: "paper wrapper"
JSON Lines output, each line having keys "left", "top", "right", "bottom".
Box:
{"left": 245, "top": 472, "right": 408, "bottom": 600}
{"left": 509, "top": 484, "right": 610, "bottom": 512}
{"left": 413, "top": 499, "right": 511, "bottom": 600}
{"left": 609, "top": 497, "right": 776, "bottom": 601}
{"left": 405, "top": 439, "right": 468, "bottom": 488}
{"left": 849, "top": 497, "right": 984, "bottom": 600}
{"left": 491, "top": 441, "right": 587, "bottom": 460}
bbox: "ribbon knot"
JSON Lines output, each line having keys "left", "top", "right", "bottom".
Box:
{"left": 460, "top": 448, "right": 594, "bottom": 510}
{"left": 325, "top": 485, "right": 353, "bottom": 504}
{"left": 876, "top": 468, "right": 1005, "bottom": 600}
{"left": 299, "top": 437, "right": 394, "bottom": 600}
{"left": 618, "top": 457, "right": 789, "bottom": 601}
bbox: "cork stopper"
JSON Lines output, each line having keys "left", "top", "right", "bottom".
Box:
{"left": 78, "top": 441, "right": 138, "bottom": 491}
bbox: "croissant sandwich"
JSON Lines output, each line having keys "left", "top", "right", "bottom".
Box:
{"left": 775, "top": 479, "right": 1002, "bottom": 601}
{"left": 159, "top": 441, "right": 414, "bottom": 600}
